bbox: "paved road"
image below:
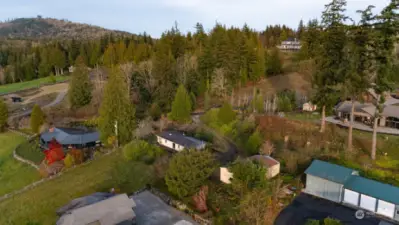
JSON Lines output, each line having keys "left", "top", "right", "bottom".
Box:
{"left": 275, "top": 193, "right": 385, "bottom": 225}
{"left": 8, "top": 91, "right": 67, "bottom": 123}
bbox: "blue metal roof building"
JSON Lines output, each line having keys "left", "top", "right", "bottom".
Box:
{"left": 304, "top": 160, "right": 399, "bottom": 222}
{"left": 40, "top": 127, "right": 100, "bottom": 149}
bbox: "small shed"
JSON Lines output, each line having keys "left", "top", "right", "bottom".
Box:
{"left": 156, "top": 131, "right": 206, "bottom": 151}
{"left": 304, "top": 160, "right": 358, "bottom": 203}
{"left": 249, "top": 155, "right": 280, "bottom": 178}
{"left": 302, "top": 102, "right": 317, "bottom": 112}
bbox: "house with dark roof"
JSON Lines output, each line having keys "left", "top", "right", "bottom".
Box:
{"left": 156, "top": 131, "right": 206, "bottom": 152}
{"left": 304, "top": 160, "right": 399, "bottom": 222}
{"left": 40, "top": 127, "right": 100, "bottom": 149}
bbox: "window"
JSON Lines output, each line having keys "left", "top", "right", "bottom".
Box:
{"left": 173, "top": 143, "right": 176, "bottom": 149}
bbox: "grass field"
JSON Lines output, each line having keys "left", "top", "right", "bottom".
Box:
{"left": 0, "top": 132, "right": 41, "bottom": 197}
{"left": 0, "top": 152, "right": 155, "bottom": 225}
{"left": 0, "top": 76, "right": 69, "bottom": 95}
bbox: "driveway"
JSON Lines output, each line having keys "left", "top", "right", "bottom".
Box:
{"left": 274, "top": 193, "right": 384, "bottom": 225}
{"left": 8, "top": 91, "right": 67, "bottom": 123}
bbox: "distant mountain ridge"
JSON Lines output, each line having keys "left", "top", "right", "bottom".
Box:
{"left": 0, "top": 17, "right": 132, "bottom": 40}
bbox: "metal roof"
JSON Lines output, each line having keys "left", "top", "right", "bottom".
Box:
{"left": 305, "top": 160, "right": 357, "bottom": 184}
{"left": 344, "top": 176, "right": 399, "bottom": 205}
{"left": 157, "top": 131, "right": 204, "bottom": 148}
{"left": 40, "top": 127, "right": 99, "bottom": 146}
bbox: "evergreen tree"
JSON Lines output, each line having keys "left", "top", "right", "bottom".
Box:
{"left": 313, "top": 0, "right": 348, "bottom": 133}
{"left": 344, "top": 6, "right": 374, "bottom": 152}
{"left": 153, "top": 37, "right": 176, "bottom": 110}
{"left": 68, "top": 56, "right": 92, "bottom": 108}
{"left": 300, "top": 19, "right": 321, "bottom": 59}
{"left": 297, "top": 19, "right": 305, "bottom": 39}
{"left": 370, "top": 0, "right": 398, "bottom": 160}
{"left": 99, "top": 68, "right": 135, "bottom": 145}
{"left": 165, "top": 150, "right": 216, "bottom": 198}
{"left": 169, "top": 84, "right": 192, "bottom": 123}
{"left": 265, "top": 48, "right": 283, "bottom": 76}
{"left": 0, "top": 99, "right": 8, "bottom": 132}
{"left": 30, "top": 104, "right": 45, "bottom": 133}
{"left": 102, "top": 44, "right": 117, "bottom": 67}
{"left": 218, "top": 102, "right": 236, "bottom": 124}
{"left": 89, "top": 41, "right": 101, "bottom": 67}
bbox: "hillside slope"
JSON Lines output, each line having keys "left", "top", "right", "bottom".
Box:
{"left": 0, "top": 17, "right": 131, "bottom": 39}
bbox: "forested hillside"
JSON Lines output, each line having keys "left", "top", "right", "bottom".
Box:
{"left": 0, "top": 17, "right": 130, "bottom": 40}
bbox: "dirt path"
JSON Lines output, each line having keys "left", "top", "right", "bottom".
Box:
{"left": 23, "top": 83, "right": 68, "bottom": 104}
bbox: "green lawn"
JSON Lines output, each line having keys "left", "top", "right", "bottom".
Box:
{"left": 0, "top": 132, "right": 41, "bottom": 197}
{"left": 284, "top": 112, "right": 320, "bottom": 122}
{"left": 0, "top": 76, "right": 69, "bottom": 95}
{"left": 0, "top": 152, "right": 155, "bottom": 225}
{"left": 15, "top": 140, "right": 45, "bottom": 165}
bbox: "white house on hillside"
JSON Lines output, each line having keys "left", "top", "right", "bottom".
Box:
{"left": 156, "top": 131, "right": 206, "bottom": 152}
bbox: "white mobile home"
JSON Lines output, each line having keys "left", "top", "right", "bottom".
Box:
{"left": 156, "top": 131, "right": 206, "bottom": 152}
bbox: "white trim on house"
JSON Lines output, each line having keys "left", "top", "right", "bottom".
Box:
{"left": 156, "top": 136, "right": 185, "bottom": 151}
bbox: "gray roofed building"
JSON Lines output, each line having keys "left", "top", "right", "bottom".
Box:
{"left": 156, "top": 131, "right": 206, "bottom": 151}
{"left": 40, "top": 127, "right": 100, "bottom": 148}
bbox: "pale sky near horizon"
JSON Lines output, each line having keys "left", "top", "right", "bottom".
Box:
{"left": 0, "top": 0, "right": 391, "bottom": 37}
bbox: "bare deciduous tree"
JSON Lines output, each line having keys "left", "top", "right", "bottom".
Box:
{"left": 136, "top": 60, "right": 157, "bottom": 98}
{"left": 211, "top": 68, "right": 227, "bottom": 98}
{"left": 120, "top": 62, "right": 135, "bottom": 96}
{"left": 176, "top": 54, "right": 198, "bottom": 86}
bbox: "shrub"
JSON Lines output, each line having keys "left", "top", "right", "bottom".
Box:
{"left": 229, "top": 160, "right": 268, "bottom": 194}
{"left": 64, "top": 154, "right": 75, "bottom": 168}
{"left": 123, "top": 140, "right": 163, "bottom": 164}
{"left": 165, "top": 150, "right": 217, "bottom": 198}
{"left": 49, "top": 73, "right": 56, "bottom": 84}
{"left": 218, "top": 102, "right": 236, "bottom": 125}
{"left": 305, "top": 219, "right": 320, "bottom": 225}
{"left": 245, "top": 130, "right": 263, "bottom": 155}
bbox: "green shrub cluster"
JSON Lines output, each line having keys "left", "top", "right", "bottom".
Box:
{"left": 123, "top": 140, "right": 163, "bottom": 164}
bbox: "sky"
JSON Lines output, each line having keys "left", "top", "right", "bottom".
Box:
{"left": 0, "top": 0, "right": 391, "bottom": 38}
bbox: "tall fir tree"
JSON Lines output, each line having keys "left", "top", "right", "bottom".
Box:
{"left": 169, "top": 84, "right": 192, "bottom": 123}
{"left": 68, "top": 56, "right": 93, "bottom": 108}
{"left": 313, "top": 0, "right": 348, "bottom": 133}
{"left": 30, "top": 104, "right": 45, "bottom": 133}
{"left": 99, "top": 68, "right": 135, "bottom": 145}
{"left": 370, "top": 0, "right": 398, "bottom": 160}
{"left": 344, "top": 6, "right": 374, "bottom": 152}
{"left": 265, "top": 48, "right": 283, "bottom": 76}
